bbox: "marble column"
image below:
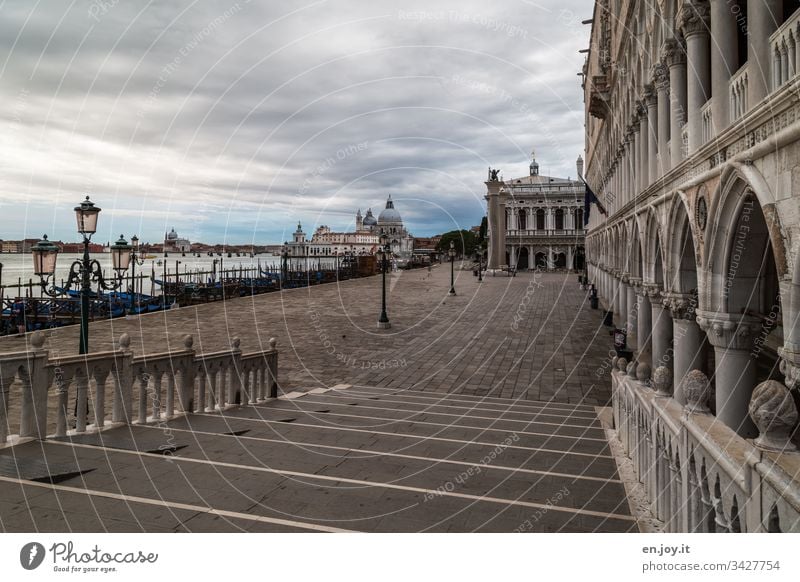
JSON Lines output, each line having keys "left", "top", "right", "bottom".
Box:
{"left": 651, "top": 289, "right": 674, "bottom": 374}
{"left": 696, "top": 311, "right": 762, "bottom": 437}
{"left": 654, "top": 63, "right": 671, "bottom": 176}
{"left": 710, "top": 0, "right": 738, "bottom": 133}
{"left": 664, "top": 39, "right": 688, "bottom": 166}
{"left": 486, "top": 182, "right": 506, "bottom": 270}
{"left": 747, "top": 0, "right": 782, "bottom": 106}
{"left": 645, "top": 86, "right": 658, "bottom": 182}
{"left": 632, "top": 124, "right": 640, "bottom": 196}
{"left": 618, "top": 275, "right": 628, "bottom": 333}
{"left": 666, "top": 293, "right": 704, "bottom": 404}
{"left": 637, "top": 286, "right": 653, "bottom": 366}
{"left": 627, "top": 279, "right": 640, "bottom": 351}
{"left": 639, "top": 104, "right": 649, "bottom": 190}
{"left": 681, "top": 3, "right": 711, "bottom": 154}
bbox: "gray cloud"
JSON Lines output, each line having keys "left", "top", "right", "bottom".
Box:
{"left": 0, "top": 0, "right": 589, "bottom": 245}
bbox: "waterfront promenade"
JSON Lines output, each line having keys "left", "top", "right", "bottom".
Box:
{"left": 0, "top": 268, "right": 635, "bottom": 532}
{"left": 0, "top": 266, "right": 612, "bottom": 405}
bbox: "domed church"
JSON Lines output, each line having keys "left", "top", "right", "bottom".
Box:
{"left": 376, "top": 196, "right": 413, "bottom": 256}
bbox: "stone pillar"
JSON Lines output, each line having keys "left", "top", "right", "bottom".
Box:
{"left": 645, "top": 86, "right": 658, "bottom": 182}
{"left": 654, "top": 64, "right": 671, "bottom": 176}
{"left": 696, "top": 311, "right": 762, "bottom": 437}
{"left": 650, "top": 289, "right": 674, "bottom": 373}
{"left": 639, "top": 104, "right": 649, "bottom": 190}
{"left": 632, "top": 124, "right": 640, "bottom": 196}
{"left": 637, "top": 286, "right": 653, "bottom": 366}
{"left": 567, "top": 246, "right": 574, "bottom": 270}
{"left": 666, "top": 293, "right": 704, "bottom": 404}
{"left": 747, "top": 0, "right": 782, "bottom": 106}
{"left": 710, "top": 0, "right": 738, "bottom": 133}
{"left": 617, "top": 275, "right": 628, "bottom": 332}
{"left": 627, "top": 279, "right": 640, "bottom": 351}
{"left": 486, "top": 181, "right": 506, "bottom": 270}
{"left": 664, "top": 39, "right": 688, "bottom": 166}
{"left": 681, "top": 2, "right": 711, "bottom": 154}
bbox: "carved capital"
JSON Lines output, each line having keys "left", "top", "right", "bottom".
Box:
{"left": 695, "top": 310, "right": 763, "bottom": 351}
{"left": 663, "top": 291, "right": 699, "bottom": 320}
{"left": 679, "top": 1, "right": 710, "bottom": 39}
{"left": 662, "top": 38, "right": 687, "bottom": 67}
{"left": 652, "top": 62, "right": 670, "bottom": 91}
{"left": 643, "top": 84, "right": 658, "bottom": 108}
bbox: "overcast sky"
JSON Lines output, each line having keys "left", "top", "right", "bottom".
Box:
{"left": 0, "top": 0, "right": 589, "bottom": 246}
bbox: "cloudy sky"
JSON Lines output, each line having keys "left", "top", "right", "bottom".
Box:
{"left": 0, "top": 0, "right": 589, "bottom": 246}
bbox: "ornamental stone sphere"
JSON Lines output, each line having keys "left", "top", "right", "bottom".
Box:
{"left": 749, "top": 380, "right": 799, "bottom": 452}
{"left": 30, "top": 331, "right": 46, "bottom": 349}
{"left": 652, "top": 366, "right": 673, "bottom": 396}
{"left": 617, "top": 357, "right": 628, "bottom": 372}
{"left": 681, "top": 369, "right": 711, "bottom": 414}
{"left": 626, "top": 361, "right": 637, "bottom": 377}
{"left": 612, "top": 355, "right": 619, "bottom": 370}
{"left": 636, "top": 362, "right": 652, "bottom": 383}
{"left": 117, "top": 333, "right": 131, "bottom": 350}
{"left": 183, "top": 334, "right": 194, "bottom": 349}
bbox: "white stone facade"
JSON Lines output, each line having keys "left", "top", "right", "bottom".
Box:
{"left": 583, "top": 0, "right": 800, "bottom": 531}
{"left": 486, "top": 153, "right": 586, "bottom": 271}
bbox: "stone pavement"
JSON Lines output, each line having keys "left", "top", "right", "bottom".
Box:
{"left": 0, "top": 268, "right": 636, "bottom": 532}
{"left": 0, "top": 385, "right": 636, "bottom": 532}
{"left": 0, "top": 267, "right": 613, "bottom": 405}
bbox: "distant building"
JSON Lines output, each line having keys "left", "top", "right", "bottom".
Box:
{"left": 164, "top": 228, "right": 191, "bottom": 252}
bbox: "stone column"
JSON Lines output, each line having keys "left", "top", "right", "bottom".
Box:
{"left": 617, "top": 275, "right": 628, "bottom": 333}
{"left": 666, "top": 293, "right": 704, "bottom": 404}
{"left": 650, "top": 289, "right": 674, "bottom": 373}
{"left": 654, "top": 64, "right": 671, "bottom": 176}
{"left": 696, "top": 311, "right": 762, "bottom": 437}
{"left": 486, "top": 181, "right": 506, "bottom": 270}
{"left": 627, "top": 278, "right": 640, "bottom": 351}
{"left": 638, "top": 104, "right": 649, "bottom": 190}
{"left": 710, "top": 0, "right": 738, "bottom": 133}
{"left": 747, "top": 0, "right": 782, "bottom": 106}
{"left": 567, "top": 246, "right": 574, "bottom": 270}
{"left": 645, "top": 85, "right": 658, "bottom": 182}
{"left": 681, "top": 2, "right": 711, "bottom": 154}
{"left": 632, "top": 123, "right": 640, "bottom": 196}
{"left": 637, "top": 286, "right": 653, "bottom": 366}
{"left": 664, "top": 39, "right": 688, "bottom": 166}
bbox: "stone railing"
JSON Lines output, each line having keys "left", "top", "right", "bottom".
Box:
{"left": 0, "top": 331, "right": 278, "bottom": 445}
{"left": 729, "top": 64, "right": 749, "bottom": 122}
{"left": 701, "top": 100, "right": 713, "bottom": 144}
{"left": 506, "top": 229, "right": 586, "bottom": 237}
{"left": 612, "top": 359, "right": 800, "bottom": 532}
{"left": 771, "top": 7, "right": 800, "bottom": 91}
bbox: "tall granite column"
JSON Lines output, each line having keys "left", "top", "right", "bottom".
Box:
{"left": 664, "top": 39, "right": 688, "bottom": 166}
{"left": 696, "top": 311, "right": 763, "bottom": 437}
{"left": 666, "top": 293, "right": 704, "bottom": 403}
{"left": 710, "top": 0, "right": 738, "bottom": 133}
{"left": 681, "top": 2, "right": 711, "bottom": 154}
{"left": 654, "top": 64, "right": 671, "bottom": 176}
{"left": 747, "top": 0, "right": 782, "bottom": 106}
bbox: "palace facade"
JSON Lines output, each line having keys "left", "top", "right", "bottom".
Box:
{"left": 583, "top": 0, "right": 800, "bottom": 532}
{"left": 486, "top": 152, "right": 586, "bottom": 271}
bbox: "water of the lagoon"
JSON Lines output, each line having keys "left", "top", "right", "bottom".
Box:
{"left": 0, "top": 252, "right": 335, "bottom": 297}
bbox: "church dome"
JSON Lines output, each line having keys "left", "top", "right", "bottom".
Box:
{"left": 167, "top": 228, "right": 178, "bottom": 240}
{"left": 363, "top": 208, "right": 377, "bottom": 226}
{"left": 377, "top": 196, "right": 401, "bottom": 223}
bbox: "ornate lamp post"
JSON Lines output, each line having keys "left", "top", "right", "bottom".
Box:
{"left": 128, "top": 235, "right": 146, "bottom": 315}
{"left": 448, "top": 240, "right": 456, "bottom": 296}
{"left": 377, "top": 233, "right": 391, "bottom": 329}
{"left": 32, "top": 196, "right": 132, "bottom": 354}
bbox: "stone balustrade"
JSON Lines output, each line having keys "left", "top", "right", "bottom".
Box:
{"left": 0, "top": 331, "right": 278, "bottom": 444}
{"left": 612, "top": 358, "right": 800, "bottom": 532}
{"left": 729, "top": 65, "right": 748, "bottom": 122}
{"left": 701, "top": 100, "right": 713, "bottom": 145}
{"left": 771, "top": 8, "right": 800, "bottom": 90}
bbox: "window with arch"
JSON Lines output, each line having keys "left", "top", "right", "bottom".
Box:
{"left": 555, "top": 208, "right": 564, "bottom": 230}
{"left": 536, "top": 208, "right": 545, "bottom": 230}
{"left": 518, "top": 209, "right": 527, "bottom": 230}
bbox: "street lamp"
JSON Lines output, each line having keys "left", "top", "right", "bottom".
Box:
{"left": 377, "top": 233, "right": 390, "bottom": 329}
{"left": 127, "top": 235, "right": 146, "bottom": 314}
{"left": 448, "top": 240, "right": 456, "bottom": 296}
{"left": 32, "top": 197, "right": 132, "bottom": 354}
{"left": 476, "top": 244, "right": 484, "bottom": 282}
